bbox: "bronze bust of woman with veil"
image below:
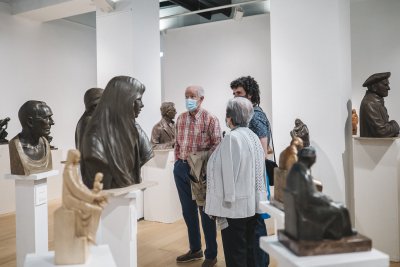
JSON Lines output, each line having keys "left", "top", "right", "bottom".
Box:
{"left": 80, "top": 76, "right": 153, "bottom": 189}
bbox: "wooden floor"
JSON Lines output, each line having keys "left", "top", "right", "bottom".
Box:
{"left": 0, "top": 201, "right": 398, "bottom": 267}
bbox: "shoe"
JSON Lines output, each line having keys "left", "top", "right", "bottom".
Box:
{"left": 176, "top": 250, "right": 203, "bottom": 263}
{"left": 201, "top": 258, "right": 217, "bottom": 267}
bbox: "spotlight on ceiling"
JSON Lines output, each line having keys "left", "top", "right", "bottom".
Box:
{"left": 233, "top": 6, "right": 244, "bottom": 21}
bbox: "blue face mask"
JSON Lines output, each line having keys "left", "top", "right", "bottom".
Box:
{"left": 185, "top": 99, "right": 197, "bottom": 112}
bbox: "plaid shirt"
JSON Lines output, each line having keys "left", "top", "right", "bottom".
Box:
{"left": 175, "top": 108, "right": 221, "bottom": 161}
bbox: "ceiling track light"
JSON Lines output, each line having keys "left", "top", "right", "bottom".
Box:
{"left": 233, "top": 6, "right": 244, "bottom": 21}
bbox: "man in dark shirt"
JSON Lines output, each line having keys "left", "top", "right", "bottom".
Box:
{"left": 231, "top": 76, "right": 271, "bottom": 267}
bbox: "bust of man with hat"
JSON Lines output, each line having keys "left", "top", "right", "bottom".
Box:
{"left": 359, "top": 72, "right": 399, "bottom": 137}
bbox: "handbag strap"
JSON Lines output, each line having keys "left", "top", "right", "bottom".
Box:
{"left": 270, "top": 127, "right": 276, "bottom": 162}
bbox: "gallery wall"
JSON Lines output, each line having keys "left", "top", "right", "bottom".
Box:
{"left": 162, "top": 14, "right": 272, "bottom": 136}
{"left": 350, "top": 0, "right": 400, "bottom": 123}
{"left": 0, "top": 2, "right": 97, "bottom": 214}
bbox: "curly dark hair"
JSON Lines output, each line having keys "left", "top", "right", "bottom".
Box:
{"left": 230, "top": 76, "right": 260, "bottom": 105}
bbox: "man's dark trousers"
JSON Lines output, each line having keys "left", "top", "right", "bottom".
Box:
{"left": 173, "top": 159, "right": 217, "bottom": 260}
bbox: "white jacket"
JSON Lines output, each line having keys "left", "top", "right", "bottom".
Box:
{"left": 205, "top": 127, "right": 267, "bottom": 218}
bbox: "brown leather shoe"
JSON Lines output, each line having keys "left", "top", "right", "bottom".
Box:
{"left": 201, "top": 258, "right": 217, "bottom": 267}
{"left": 176, "top": 250, "right": 203, "bottom": 263}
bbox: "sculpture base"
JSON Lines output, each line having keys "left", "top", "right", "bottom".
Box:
{"left": 278, "top": 230, "right": 372, "bottom": 256}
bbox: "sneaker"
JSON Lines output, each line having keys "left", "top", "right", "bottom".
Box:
{"left": 201, "top": 258, "right": 217, "bottom": 267}
{"left": 176, "top": 250, "right": 203, "bottom": 263}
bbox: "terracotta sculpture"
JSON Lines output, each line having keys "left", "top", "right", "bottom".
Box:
{"left": 0, "top": 117, "right": 10, "bottom": 144}
{"left": 284, "top": 147, "right": 354, "bottom": 241}
{"left": 359, "top": 72, "right": 399, "bottom": 137}
{"left": 75, "top": 88, "right": 104, "bottom": 150}
{"left": 279, "top": 137, "right": 304, "bottom": 171}
{"left": 290, "top": 119, "right": 310, "bottom": 147}
{"left": 80, "top": 76, "right": 153, "bottom": 189}
{"left": 151, "top": 102, "right": 176, "bottom": 150}
{"left": 352, "top": 109, "right": 358, "bottom": 135}
{"left": 273, "top": 137, "right": 304, "bottom": 205}
{"left": 9, "top": 101, "right": 54, "bottom": 175}
{"left": 54, "top": 149, "right": 107, "bottom": 265}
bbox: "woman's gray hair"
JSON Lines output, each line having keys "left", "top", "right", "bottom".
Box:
{"left": 226, "top": 97, "right": 254, "bottom": 127}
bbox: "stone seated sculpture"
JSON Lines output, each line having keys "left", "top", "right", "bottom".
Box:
{"left": 54, "top": 150, "right": 107, "bottom": 265}
{"left": 279, "top": 147, "right": 371, "bottom": 256}
{"left": 81, "top": 76, "right": 153, "bottom": 189}
{"left": 9, "top": 101, "right": 54, "bottom": 175}
{"left": 151, "top": 102, "right": 176, "bottom": 150}
{"left": 0, "top": 117, "right": 10, "bottom": 144}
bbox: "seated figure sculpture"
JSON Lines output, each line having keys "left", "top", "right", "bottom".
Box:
{"left": 359, "top": 72, "right": 399, "bottom": 137}
{"left": 54, "top": 149, "right": 107, "bottom": 265}
{"left": 290, "top": 118, "right": 310, "bottom": 147}
{"left": 9, "top": 101, "right": 54, "bottom": 175}
{"left": 151, "top": 102, "right": 176, "bottom": 150}
{"left": 80, "top": 76, "right": 153, "bottom": 189}
{"left": 0, "top": 117, "right": 10, "bottom": 144}
{"left": 284, "top": 147, "right": 354, "bottom": 241}
{"left": 75, "top": 88, "right": 104, "bottom": 150}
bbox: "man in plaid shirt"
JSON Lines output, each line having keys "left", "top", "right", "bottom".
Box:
{"left": 174, "top": 85, "right": 221, "bottom": 267}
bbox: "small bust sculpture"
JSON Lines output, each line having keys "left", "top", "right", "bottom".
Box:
{"left": 0, "top": 117, "right": 10, "bottom": 144}
{"left": 151, "top": 102, "right": 176, "bottom": 150}
{"left": 359, "top": 72, "right": 399, "bottom": 137}
{"left": 352, "top": 109, "right": 358, "bottom": 135}
{"left": 290, "top": 118, "right": 310, "bottom": 147}
{"left": 284, "top": 147, "right": 354, "bottom": 241}
{"left": 75, "top": 88, "right": 104, "bottom": 150}
{"left": 9, "top": 101, "right": 54, "bottom": 175}
{"left": 54, "top": 149, "right": 107, "bottom": 265}
{"left": 81, "top": 76, "right": 154, "bottom": 189}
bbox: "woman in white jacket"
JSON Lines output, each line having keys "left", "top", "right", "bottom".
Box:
{"left": 205, "top": 97, "right": 267, "bottom": 267}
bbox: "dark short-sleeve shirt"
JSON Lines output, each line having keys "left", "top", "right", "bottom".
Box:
{"left": 249, "top": 106, "right": 271, "bottom": 144}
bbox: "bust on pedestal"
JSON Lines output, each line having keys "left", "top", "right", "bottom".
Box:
{"left": 0, "top": 117, "right": 10, "bottom": 144}
{"left": 9, "top": 101, "right": 54, "bottom": 175}
{"left": 150, "top": 102, "right": 176, "bottom": 150}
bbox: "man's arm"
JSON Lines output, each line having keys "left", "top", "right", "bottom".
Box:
{"left": 208, "top": 115, "right": 222, "bottom": 152}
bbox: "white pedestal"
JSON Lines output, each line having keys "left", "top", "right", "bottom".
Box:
{"left": 353, "top": 137, "right": 400, "bottom": 261}
{"left": 98, "top": 181, "right": 156, "bottom": 267}
{"left": 142, "top": 149, "right": 182, "bottom": 223}
{"left": 260, "top": 236, "right": 389, "bottom": 267}
{"left": 24, "top": 245, "right": 116, "bottom": 267}
{"left": 4, "top": 170, "right": 59, "bottom": 267}
{"left": 259, "top": 201, "right": 285, "bottom": 234}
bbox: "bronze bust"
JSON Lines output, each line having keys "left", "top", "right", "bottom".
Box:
{"left": 0, "top": 117, "right": 10, "bottom": 144}
{"left": 359, "top": 72, "right": 399, "bottom": 137}
{"left": 151, "top": 102, "right": 176, "bottom": 150}
{"left": 75, "top": 88, "right": 104, "bottom": 150}
{"left": 80, "top": 76, "right": 153, "bottom": 189}
{"left": 9, "top": 101, "right": 54, "bottom": 175}
{"left": 290, "top": 118, "right": 310, "bottom": 147}
{"left": 284, "top": 147, "right": 354, "bottom": 241}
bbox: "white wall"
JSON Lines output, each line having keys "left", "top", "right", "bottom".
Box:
{"left": 351, "top": 0, "right": 400, "bottom": 123}
{"left": 270, "top": 0, "right": 352, "bottom": 204}
{"left": 162, "top": 14, "right": 272, "bottom": 134}
{"left": 0, "top": 2, "right": 97, "bottom": 214}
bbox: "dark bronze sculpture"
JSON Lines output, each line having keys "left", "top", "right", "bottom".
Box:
{"left": 284, "top": 147, "right": 354, "bottom": 241}
{"left": 80, "top": 76, "right": 153, "bottom": 189}
{"left": 359, "top": 72, "right": 399, "bottom": 137}
{"left": 290, "top": 119, "right": 310, "bottom": 147}
{"left": 75, "top": 88, "right": 104, "bottom": 150}
{"left": 9, "top": 101, "right": 53, "bottom": 175}
{"left": 0, "top": 117, "right": 10, "bottom": 144}
{"left": 151, "top": 102, "right": 176, "bottom": 150}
